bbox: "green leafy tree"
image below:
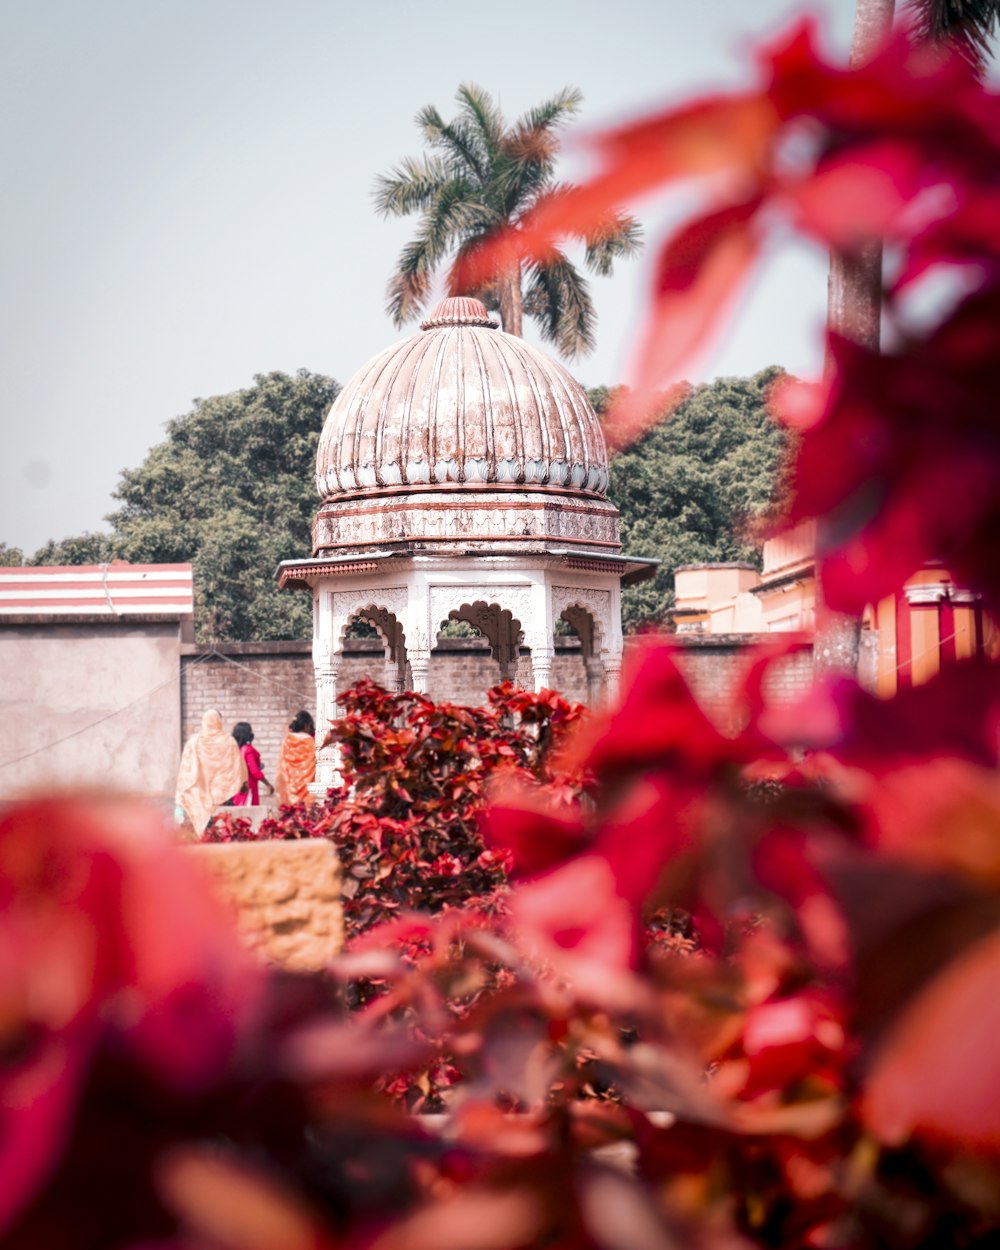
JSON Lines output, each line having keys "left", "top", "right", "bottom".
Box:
{"left": 597, "top": 368, "right": 790, "bottom": 631}
{"left": 30, "top": 533, "right": 115, "bottom": 566}
{"left": 31, "top": 371, "right": 338, "bottom": 642}
{"left": 0, "top": 543, "right": 24, "bottom": 566}
{"left": 375, "top": 83, "right": 641, "bottom": 358}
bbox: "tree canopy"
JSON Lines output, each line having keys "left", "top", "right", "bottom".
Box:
{"left": 598, "top": 367, "right": 790, "bottom": 632}
{"left": 29, "top": 370, "right": 338, "bottom": 642}
{"left": 375, "top": 83, "right": 640, "bottom": 357}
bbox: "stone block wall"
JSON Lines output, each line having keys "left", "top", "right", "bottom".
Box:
{"left": 181, "top": 638, "right": 590, "bottom": 778}
{"left": 187, "top": 839, "right": 343, "bottom": 973}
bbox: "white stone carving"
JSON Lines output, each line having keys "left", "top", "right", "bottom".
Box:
{"left": 551, "top": 586, "right": 613, "bottom": 653}
{"left": 313, "top": 658, "right": 341, "bottom": 789}
{"left": 905, "top": 583, "right": 980, "bottom": 606}
{"left": 429, "top": 584, "right": 535, "bottom": 639}
{"left": 531, "top": 650, "right": 554, "bottom": 692}
{"left": 331, "top": 587, "right": 408, "bottom": 650}
{"left": 603, "top": 656, "right": 623, "bottom": 701}
{"left": 314, "top": 496, "right": 620, "bottom": 554}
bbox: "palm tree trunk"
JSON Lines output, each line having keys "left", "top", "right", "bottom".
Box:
{"left": 498, "top": 269, "right": 524, "bottom": 337}
{"left": 815, "top": 0, "right": 895, "bottom": 680}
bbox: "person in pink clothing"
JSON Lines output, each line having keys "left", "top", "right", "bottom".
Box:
{"left": 230, "top": 722, "right": 274, "bottom": 806}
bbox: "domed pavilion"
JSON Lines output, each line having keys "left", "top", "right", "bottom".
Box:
{"left": 278, "top": 296, "right": 656, "bottom": 788}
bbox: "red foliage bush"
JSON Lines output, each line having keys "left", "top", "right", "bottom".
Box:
{"left": 9, "top": 19, "right": 1000, "bottom": 1250}
{"left": 206, "top": 679, "right": 588, "bottom": 943}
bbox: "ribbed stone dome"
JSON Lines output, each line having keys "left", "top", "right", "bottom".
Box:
{"left": 315, "top": 297, "right": 609, "bottom": 499}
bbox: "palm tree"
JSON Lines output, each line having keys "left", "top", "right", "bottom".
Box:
{"left": 374, "top": 84, "right": 641, "bottom": 358}
{"left": 908, "top": 0, "right": 1000, "bottom": 73}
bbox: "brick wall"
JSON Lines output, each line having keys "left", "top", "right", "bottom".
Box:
{"left": 181, "top": 638, "right": 590, "bottom": 776}
{"left": 182, "top": 643, "right": 316, "bottom": 783}
{"left": 671, "top": 633, "right": 814, "bottom": 734}
{"left": 181, "top": 634, "right": 813, "bottom": 770}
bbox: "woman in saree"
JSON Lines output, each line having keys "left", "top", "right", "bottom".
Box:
{"left": 275, "top": 710, "right": 316, "bottom": 807}
{"left": 175, "top": 709, "right": 246, "bottom": 834}
{"left": 230, "top": 721, "right": 274, "bottom": 807}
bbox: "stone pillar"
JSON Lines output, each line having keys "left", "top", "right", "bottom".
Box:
{"left": 584, "top": 656, "right": 604, "bottom": 705}
{"left": 408, "top": 650, "right": 432, "bottom": 695}
{"left": 404, "top": 581, "right": 431, "bottom": 697}
{"left": 531, "top": 647, "right": 555, "bottom": 692}
{"left": 603, "top": 655, "right": 623, "bottom": 703}
{"left": 383, "top": 655, "right": 405, "bottom": 694}
{"left": 313, "top": 658, "right": 340, "bottom": 792}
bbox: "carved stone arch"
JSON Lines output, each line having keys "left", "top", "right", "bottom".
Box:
{"left": 560, "top": 605, "right": 596, "bottom": 659}
{"left": 352, "top": 607, "right": 406, "bottom": 663}
{"left": 331, "top": 587, "right": 408, "bottom": 654}
{"left": 550, "top": 586, "right": 612, "bottom": 657}
{"left": 550, "top": 585, "right": 616, "bottom": 704}
{"left": 331, "top": 587, "right": 409, "bottom": 695}
{"left": 428, "top": 583, "right": 535, "bottom": 645}
{"left": 429, "top": 584, "right": 534, "bottom": 685}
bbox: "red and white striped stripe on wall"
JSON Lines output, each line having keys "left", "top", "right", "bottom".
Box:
{"left": 0, "top": 564, "right": 194, "bottom": 616}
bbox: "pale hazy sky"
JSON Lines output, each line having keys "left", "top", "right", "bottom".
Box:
{"left": 0, "top": 0, "right": 855, "bottom": 555}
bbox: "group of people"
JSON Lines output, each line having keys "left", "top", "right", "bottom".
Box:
{"left": 175, "top": 709, "right": 317, "bottom": 833}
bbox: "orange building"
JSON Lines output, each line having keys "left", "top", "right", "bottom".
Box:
{"left": 670, "top": 521, "right": 991, "bottom": 694}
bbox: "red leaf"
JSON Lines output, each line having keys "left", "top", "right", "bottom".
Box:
{"left": 450, "top": 93, "right": 777, "bottom": 300}
{"left": 625, "top": 196, "right": 763, "bottom": 401}
{"left": 480, "top": 798, "right": 588, "bottom": 878}
{"left": 507, "top": 856, "right": 641, "bottom": 1006}
{"left": 863, "top": 925, "right": 1000, "bottom": 1152}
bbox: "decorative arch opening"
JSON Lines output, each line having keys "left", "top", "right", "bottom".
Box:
{"left": 556, "top": 602, "right": 604, "bottom": 705}
{"left": 335, "top": 602, "right": 408, "bottom": 696}
{"left": 431, "top": 600, "right": 526, "bottom": 701}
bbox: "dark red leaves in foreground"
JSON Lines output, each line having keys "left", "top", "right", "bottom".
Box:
{"left": 10, "top": 635, "right": 1000, "bottom": 1247}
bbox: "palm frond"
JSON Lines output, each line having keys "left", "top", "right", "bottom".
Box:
{"left": 386, "top": 184, "right": 498, "bottom": 326}
{"left": 584, "top": 212, "right": 644, "bottom": 276}
{"left": 514, "top": 87, "right": 583, "bottom": 137}
{"left": 907, "top": 0, "right": 1000, "bottom": 74}
{"left": 415, "top": 103, "right": 448, "bottom": 139}
{"left": 496, "top": 88, "right": 582, "bottom": 213}
{"left": 373, "top": 155, "right": 448, "bottom": 218}
{"left": 380, "top": 83, "right": 623, "bottom": 347}
{"left": 416, "top": 105, "right": 488, "bottom": 181}
{"left": 503, "top": 125, "right": 560, "bottom": 167}
{"left": 386, "top": 261, "right": 432, "bottom": 327}
{"left": 490, "top": 151, "right": 555, "bottom": 217}
{"left": 523, "top": 254, "right": 596, "bottom": 359}
{"left": 455, "top": 83, "right": 505, "bottom": 158}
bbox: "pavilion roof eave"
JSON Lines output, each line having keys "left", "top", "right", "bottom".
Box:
{"left": 276, "top": 547, "right": 659, "bottom": 590}
{"left": 276, "top": 551, "right": 412, "bottom": 590}
{"left": 544, "top": 548, "right": 660, "bottom": 587}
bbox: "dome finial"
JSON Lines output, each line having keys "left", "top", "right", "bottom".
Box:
{"left": 420, "top": 296, "right": 497, "bottom": 330}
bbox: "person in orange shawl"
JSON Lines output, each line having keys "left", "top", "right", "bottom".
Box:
{"left": 275, "top": 710, "right": 316, "bottom": 807}
{"left": 175, "top": 709, "right": 246, "bottom": 834}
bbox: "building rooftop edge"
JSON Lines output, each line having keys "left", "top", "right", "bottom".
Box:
{"left": 674, "top": 561, "right": 758, "bottom": 573}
